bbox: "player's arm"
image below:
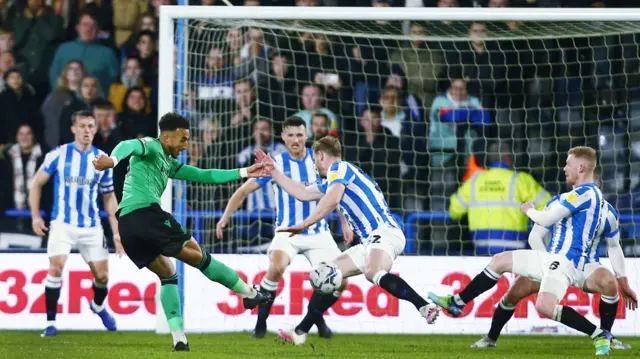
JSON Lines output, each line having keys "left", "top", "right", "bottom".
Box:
{"left": 528, "top": 224, "right": 549, "bottom": 251}
{"left": 29, "top": 168, "right": 51, "bottom": 236}
{"left": 93, "top": 139, "right": 145, "bottom": 170}
{"left": 216, "top": 179, "right": 262, "bottom": 239}
{"left": 338, "top": 210, "right": 354, "bottom": 244}
{"left": 296, "top": 183, "right": 345, "bottom": 230}
{"left": 172, "top": 164, "right": 254, "bottom": 184}
{"left": 269, "top": 168, "right": 324, "bottom": 202}
{"left": 102, "top": 192, "right": 124, "bottom": 256}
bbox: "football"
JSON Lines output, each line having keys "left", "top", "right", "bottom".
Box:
{"left": 310, "top": 262, "right": 343, "bottom": 294}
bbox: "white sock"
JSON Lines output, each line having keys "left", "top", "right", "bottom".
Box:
{"left": 90, "top": 300, "right": 104, "bottom": 313}
{"left": 591, "top": 328, "right": 604, "bottom": 339}
{"left": 171, "top": 330, "right": 187, "bottom": 346}
{"left": 47, "top": 320, "right": 55, "bottom": 328}
{"left": 260, "top": 277, "right": 278, "bottom": 292}
{"left": 453, "top": 294, "right": 465, "bottom": 306}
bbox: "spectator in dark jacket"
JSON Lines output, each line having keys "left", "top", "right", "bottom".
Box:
{"left": 118, "top": 87, "right": 156, "bottom": 139}
{"left": 12, "top": 0, "right": 64, "bottom": 102}
{"left": 0, "top": 67, "right": 43, "bottom": 147}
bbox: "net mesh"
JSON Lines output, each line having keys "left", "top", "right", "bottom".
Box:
{"left": 173, "top": 17, "right": 640, "bottom": 257}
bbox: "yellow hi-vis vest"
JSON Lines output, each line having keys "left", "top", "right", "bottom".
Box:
{"left": 448, "top": 167, "right": 551, "bottom": 253}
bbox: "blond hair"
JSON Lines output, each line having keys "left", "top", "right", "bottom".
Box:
{"left": 312, "top": 136, "right": 341, "bottom": 158}
{"left": 56, "top": 60, "right": 87, "bottom": 90}
{"left": 568, "top": 146, "right": 597, "bottom": 170}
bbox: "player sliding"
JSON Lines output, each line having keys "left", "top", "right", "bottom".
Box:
{"left": 471, "top": 197, "right": 637, "bottom": 350}
{"left": 254, "top": 136, "right": 439, "bottom": 346}
{"left": 92, "top": 112, "right": 273, "bottom": 351}
{"left": 429, "top": 147, "right": 625, "bottom": 356}
{"left": 217, "top": 116, "right": 352, "bottom": 339}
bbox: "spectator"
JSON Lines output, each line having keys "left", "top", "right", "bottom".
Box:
{"left": 235, "top": 27, "right": 270, "bottom": 82}
{"left": 82, "top": 0, "right": 115, "bottom": 49}
{"left": 58, "top": 75, "right": 103, "bottom": 144}
{"left": 225, "top": 28, "right": 245, "bottom": 66}
{"left": 41, "top": 60, "right": 86, "bottom": 149}
{"left": 0, "top": 67, "right": 43, "bottom": 147}
{"left": 113, "top": 0, "right": 148, "bottom": 48}
{"left": 149, "top": 0, "right": 177, "bottom": 18}
{"left": 13, "top": 0, "right": 64, "bottom": 102}
{"left": 127, "top": 30, "right": 158, "bottom": 86}
{"left": 390, "top": 22, "right": 444, "bottom": 107}
{"left": 0, "top": 28, "right": 12, "bottom": 52}
{"left": 308, "top": 112, "right": 336, "bottom": 145}
{"left": 379, "top": 87, "right": 404, "bottom": 138}
{"left": 347, "top": 108, "right": 402, "bottom": 210}
{"left": 190, "top": 46, "right": 234, "bottom": 114}
{"left": 428, "top": 79, "right": 490, "bottom": 168}
{"left": 0, "top": 0, "right": 17, "bottom": 30}
{"left": 307, "top": 33, "right": 350, "bottom": 105}
{"left": 109, "top": 57, "right": 152, "bottom": 113}
{"left": 268, "top": 51, "right": 298, "bottom": 113}
{"left": 49, "top": 12, "right": 119, "bottom": 94}
{"left": 448, "top": 141, "right": 551, "bottom": 254}
{"left": 117, "top": 87, "right": 156, "bottom": 139}
{"left": 293, "top": 83, "right": 338, "bottom": 137}
{"left": 0, "top": 50, "right": 15, "bottom": 90}
{"left": 120, "top": 13, "right": 157, "bottom": 61}
{"left": 0, "top": 124, "right": 50, "bottom": 234}
{"left": 91, "top": 98, "right": 122, "bottom": 155}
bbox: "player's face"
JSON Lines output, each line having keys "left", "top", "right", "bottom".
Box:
{"left": 72, "top": 116, "right": 97, "bottom": 146}
{"left": 564, "top": 154, "right": 581, "bottom": 186}
{"left": 281, "top": 125, "right": 307, "bottom": 157}
{"left": 315, "top": 151, "right": 328, "bottom": 177}
{"left": 164, "top": 128, "right": 190, "bottom": 158}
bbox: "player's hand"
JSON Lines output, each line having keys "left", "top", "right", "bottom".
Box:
{"left": 246, "top": 162, "right": 273, "bottom": 178}
{"left": 254, "top": 149, "right": 274, "bottom": 167}
{"left": 520, "top": 201, "right": 535, "bottom": 215}
{"left": 277, "top": 224, "right": 306, "bottom": 237}
{"left": 93, "top": 154, "right": 114, "bottom": 171}
{"left": 618, "top": 277, "right": 638, "bottom": 310}
{"left": 113, "top": 234, "right": 126, "bottom": 258}
{"left": 342, "top": 225, "right": 354, "bottom": 245}
{"left": 32, "top": 216, "right": 48, "bottom": 236}
{"left": 216, "top": 217, "right": 229, "bottom": 239}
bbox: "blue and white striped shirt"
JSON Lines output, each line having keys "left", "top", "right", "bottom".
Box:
{"left": 545, "top": 194, "right": 619, "bottom": 266}
{"left": 238, "top": 142, "right": 286, "bottom": 211}
{"left": 546, "top": 183, "right": 607, "bottom": 269}
{"left": 317, "top": 161, "right": 399, "bottom": 242}
{"left": 41, "top": 143, "right": 114, "bottom": 228}
{"left": 256, "top": 148, "right": 329, "bottom": 235}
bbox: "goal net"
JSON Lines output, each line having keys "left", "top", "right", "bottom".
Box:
{"left": 159, "top": 7, "right": 640, "bottom": 335}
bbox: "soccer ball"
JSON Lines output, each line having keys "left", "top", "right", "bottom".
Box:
{"left": 310, "top": 262, "right": 342, "bottom": 294}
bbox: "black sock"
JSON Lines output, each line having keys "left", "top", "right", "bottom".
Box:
{"left": 457, "top": 268, "right": 500, "bottom": 305}
{"left": 296, "top": 290, "right": 338, "bottom": 334}
{"left": 599, "top": 295, "right": 619, "bottom": 332}
{"left": 45, "top": 275, "right": 62, "bottom": 322}
{"left": 92, "top": 281, "right": 108, "bottom": 307}
{"left": 558, "top": 306, "right": 599, "bottom": 337}
{"left": 378, "top": 273, "right": 427, "bottom": 310}
{"left": 315, "top": 295, "right": 339, "bottom": 327}
{"left": 487, "top": 299, "right": 516, "bottom": 341}
{"left": 255, "top": 288, "right": 276, "bottom": 329}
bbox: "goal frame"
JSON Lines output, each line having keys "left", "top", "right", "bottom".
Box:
{"left": 156, "top": 5, "right": 640, "bottom": 333}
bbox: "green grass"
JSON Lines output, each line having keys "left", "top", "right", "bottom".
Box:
{"left": 0, "top": 331, "right": 638, "bottom": 359}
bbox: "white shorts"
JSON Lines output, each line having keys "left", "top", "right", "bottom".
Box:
{"left": 342, "top": 226, "right": 406, "bottom": 274}
{"left": 47, "top": 222, "right": 108, "bottom": 263}
{"left": 512, "top": 250, "right": 582, "bottom": 299}
{"left": 268, "top": 230, "right": 341, "bottom": 266}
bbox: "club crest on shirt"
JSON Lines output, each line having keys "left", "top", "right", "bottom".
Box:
{"left": 566, "top": 192, "right": 578, "bottom": 203}
{"left": 328, "top": 172, "right": 339, "bottom": 181}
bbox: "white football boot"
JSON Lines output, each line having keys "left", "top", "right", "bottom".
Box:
{"left": 278, "top": 329, "right": 308, "bottom": 346}
{"left": 471, "top": 336, "right": 497, "bottom": 348}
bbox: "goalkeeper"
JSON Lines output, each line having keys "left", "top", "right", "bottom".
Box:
{"left": 92, "top": 112, "right": 273, "bottom": 352}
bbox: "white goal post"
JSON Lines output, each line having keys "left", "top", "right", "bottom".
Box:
{"left": 156, "top": 5, "right": 640, "bottom": 335}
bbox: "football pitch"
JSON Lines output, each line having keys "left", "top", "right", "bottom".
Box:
{"left": 1, "top": 332, "right": 639, "bottom": 359}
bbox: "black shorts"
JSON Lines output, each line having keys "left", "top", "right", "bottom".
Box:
{"left": 118, "top": 204, "right": 191, "bottom": 269}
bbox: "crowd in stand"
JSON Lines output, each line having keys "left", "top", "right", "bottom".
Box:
{"left": 0, "top": 0, "right": 638, "bottom": 253}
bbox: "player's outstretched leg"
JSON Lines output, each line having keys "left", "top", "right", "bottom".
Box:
{"left": 177, "top": 239, "right": 273, "bottom": 309}
{"left": 429, "top": 251, "right": 515, "bottom": 317}
{"left": 87, "top": 260, "right": 116, "bottom": 331}
{"left": 148, "top": 256, "right": 189, "bottom": 351}
{"left": 472, "top": 276, "right": 539, "bottom": 348}
{"left": 42, "top": 255, "right": 66, "bottom": 337}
